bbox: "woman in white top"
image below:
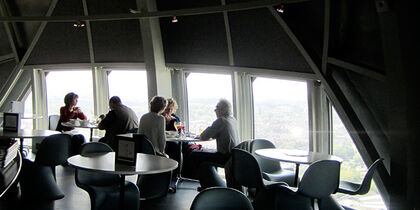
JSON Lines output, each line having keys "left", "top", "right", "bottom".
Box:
{"left": 138, "top": 96, "right": 168, "bottom": 155}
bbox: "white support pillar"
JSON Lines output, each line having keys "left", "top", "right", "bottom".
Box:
{"left": 137, "top": 0, "right": 171, "bottom": 100}
{"left": 232, "top": 72, "right": 253, "bottom": 141}
{"left": 308, "top": 81, "right": 331, "bottom": 153}
{"left": 31, "top": 69, "right": 48, "bottom": 129}
{"left": 92, "top": 67, "right": 109, "bottom": 117}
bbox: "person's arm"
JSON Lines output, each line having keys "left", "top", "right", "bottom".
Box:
{"left": 98, "top": 111, "right": 116, "bottom": 130}
{"left": 74, "top": 107, "right": 87, "bottom": 120}
{"left": 158, "top": 115, "right": 167, "bottom": 154}
{"left": 200, "top": 118, "right": 223, "bottom": 141}
{"left": 59, "top": 107, "right": 76, "bottom": 122}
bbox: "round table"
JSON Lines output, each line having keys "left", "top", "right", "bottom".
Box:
{"left": 0, "top": 129, "right": 60, "bottom": 154}
{"left": 255, "top": 148, "right": 343, "bottom": 186}
{"left": 68, "top": 152, "right": 178, "bottom": 209}
{"left": 61, "top": 122, "right": 98, "bottom": 142}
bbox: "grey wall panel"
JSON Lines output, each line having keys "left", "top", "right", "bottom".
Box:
{"left": 87, "top": 0, "right": 136, "bottom": 15}
{"left": 0, "top": 25, "right": 12, "bottom": 55}
{"left": 229, "top": 8, "right": 312, "bottom": 72}
{"left": 160, "top": 14, "right": 229, "bottom": 66}
{"left": 91, "top": 20, "right": 144, "bottom": 63}
{"left": 157, "top": 0, "right": 220, "bottom": 11}
{"left": 26, "top": 22, "right": 90, "bottom": 65}
{"left": 52, "top": 0, "right": 83, "bottom": 16}
{"left": 329, "top": 0, "right": 384, "bottom": 73}
{"left": 0, "top": 61, "right": 15, "bottom": 88}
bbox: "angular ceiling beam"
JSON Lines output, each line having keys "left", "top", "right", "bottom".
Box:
{"left": 0, "top": 0, "right": 20, "bottom": 63}
{"left": 0, "top": 0, "right": 310, "bottom": 22}
{"left": 82, "top": 0, "right": 95, "bottom": 64}
{"left": 0, "top": 0, "right": 58, "bottom": 107}
{"left": 328, "top": 57, "right": 387, "bottom": 81}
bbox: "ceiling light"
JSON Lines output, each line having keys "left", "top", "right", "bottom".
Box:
{"left": 73, "top": 21, "right": 85, "bottom": 27}
{"left": 171, "top": 16, "right": 178, "bottom": 23}
{"left": 276, "top": 5, "right": 284, "bottom": 13}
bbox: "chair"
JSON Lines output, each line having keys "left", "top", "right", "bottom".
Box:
{"left": 190, "top": 187, "right": 254, "bottom": 210}
{"left": 337, "top": 157, "right": 384, "bottom": 195}
{"left": 250, "top": 139, "right": 295, "bottom": 186}
{"left": 19, "top": 134, "right": 72, "bottom": 200}
{"left": 132, "top": 134, "right": 172, "bottom": 200}
{"left": 75, "top": 142, "right": 139, "bottom": 210}
{"left": 232, "top": 148, "right": 287, "bottom": 210}
{"left": 275, "top": 159, "right": 342, "bottom": 210}
{"left": 48, "top": 115, "right": 60, "bottom": 130}
{"left": 198, "top": 140, "right": 252, "bottom": 191}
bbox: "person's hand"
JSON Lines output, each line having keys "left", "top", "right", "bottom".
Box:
{"left": 99, "top": 114, "right": 105, "bottom": 120}
{"left": 73, "top": 107, "right": 82, "bottom": 114}
{"left": 163, "top": 113, "right": 174, "bottom": 124}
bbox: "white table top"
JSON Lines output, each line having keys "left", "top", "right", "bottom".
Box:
{"left": 67, "top": 152, "right": 178, "bottom": 175}
{"left": 61, "top": 122, "right": 98, "bottom": 129}
{"left": 117, "top": 133, "right": 213, "bottom": 143}
{"left": 0, "top": 129, "right": 60, "bottom": 138}
{"left": 255, "top": 148, "right": 343, "bottom": 165}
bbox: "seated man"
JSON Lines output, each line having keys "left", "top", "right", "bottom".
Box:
{"left": 98, "top": 96, "right": 138, "bottom": 151}
{"left": 189, "top": 99, "right": 240, "bottom": 191}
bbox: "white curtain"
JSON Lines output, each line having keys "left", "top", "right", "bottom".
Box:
{"left": 232, "top": 72, "right": 253, "bottom": 141}
{"left": 31, "top": 69, "right": 48, "bottom": 129}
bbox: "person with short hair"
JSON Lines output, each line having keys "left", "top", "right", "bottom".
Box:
{"left": 138, "top": 96, "right": 168, "bottom": 156}
{"left": 190, "top": 98, "right": 240, "bottom": 190}
{"left": 98, "top": 96, "right": 139, "bottom": 151}
{"left": 56, "top": 92, "right": 87, "bottom": 132}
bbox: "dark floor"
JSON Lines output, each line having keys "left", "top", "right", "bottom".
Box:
{"left": 1, "top": 164, "right": 200, "bottom": 210}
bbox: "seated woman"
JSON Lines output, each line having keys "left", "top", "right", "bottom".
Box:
{"left": 138, "top": 96, "right": 168, "bottom": 156}
{"left": 55, "top": 92, "right": 87, "bottom": 155}
{"left": 190, "top": 99, "right": 240, "bottom": 191}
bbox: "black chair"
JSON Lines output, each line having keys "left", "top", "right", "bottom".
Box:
{"left": 337, "top": 157, "right": 384, "bottom": 195}
{"left": 250, "top": 139, "right": 295, "bottom": 186}
{"left": 190, "top": 187, "right": 254, "bottom": 210}
{"left": 19, "top": 134, "right": 71, "bottom": 200}
{"left": 198, "top": 140, "right": 252, "bottom": 191}
{"left": 133, "top": 134, "right": 172, "bottom": 200}
{"left": 232, "top": 148, "right": 287, "bottom": 210}
{"left": 75, "top": 142, "right": 140, "bottom": 210}
{"left": 275, "top": 159, "right": 342, "bottom": 210}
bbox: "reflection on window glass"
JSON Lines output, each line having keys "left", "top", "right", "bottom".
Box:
{"left": 332, "top": 107, "right": 385, "bottom": 210}
{"left": 21, "top": 92, "right": 33, "bottom": 129}
{"left": 187, "top": 73, "right": 232, "bottom": 149}
{"left": 108, "top": 70, "right": 148, "bottom": 119}
{"left": 253, "top": 78, "right": 308, "bottom": 151}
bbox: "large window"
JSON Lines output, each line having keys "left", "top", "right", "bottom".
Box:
{"left": 186, "top": 73, "right": 233, "bottom": 149}
{"left": 332, "top": 107, "right": 385, "bottom": 210}
{"left": 108, "top": 70, "right": 148, "bottom": 118}
{"left": 253, "top": 77, "right": 309, "bottom": 151}
{"left": 46, "top": 71, "right": 94, "bottom": 118}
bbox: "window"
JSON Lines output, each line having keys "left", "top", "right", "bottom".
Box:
{"left": 21, "top": 92, "right": 33, "bottom": 129}
{"left": 108, "top": 70, "right": 148, "bottom": 118}
{"left": 186, "top": 72, "right": 233, "bottom": 149}
{"left": 332, "top": 107, "right": 385, "bottom": 210}
{"left": 253, "top": 77, "right": 309, "bottom": 151}
{"left": 46, "top": 71, "right": 94, "bottom": 139}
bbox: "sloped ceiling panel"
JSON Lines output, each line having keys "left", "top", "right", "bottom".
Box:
{"left": 157, "top": 0, "right": 221, "bottom": 11}
{"left": 0, "top": 25, "right": 12, "bottom": 55}
{"left": 280, "top": 1, "right": 324, "bottom": 67}
{"left": 229, "top": 8, "right": 312, "bottom": 72}
{"left": 329, "top": 0, "right": 384, "bottom": 73}
{"left": 90, "top": 20, "right": 144, "bottom": 63}
{"left": 25, "top": 22, "right": 90, "bottom": 65}
{"left": 160, "top": 13, "right": 229, "bottom": 65}
{"left": 0, "top": 61, "right": 16, "bottom": 89}
{"left": 87, "top": 0, "right": 144, "bottom": 62}
{"left": 25, "top": 0, "right": 90, "bottom": 65}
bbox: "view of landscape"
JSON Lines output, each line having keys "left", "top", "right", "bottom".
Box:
{"left": 20, "top": 70, "right": 385, "bottom": 209}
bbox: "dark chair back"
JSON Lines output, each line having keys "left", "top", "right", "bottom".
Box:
{"left": 358, "top": 158, "right": 384, "bottom": 195}
{"left": 250, "top": 139, "right": 281, "bottom": 173}
{"left": 35, "top": 134, "right": 71, "bottom": 166}
{"left": 133, "top": 134, "right": 155, "bottom": 155}
{"left": 76, "top": 142, "right": 120, "bottom": 186}
{"left": 190, "top": 187, "right": 254, "bottom": 210}
{"left": 298, "top": 159, "right": 341, "bottom": 199}
{"left": 232, "top": 148, "right": 264, "bottom": 189}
